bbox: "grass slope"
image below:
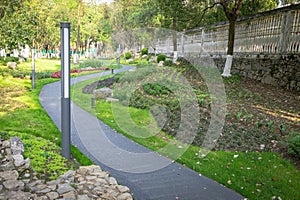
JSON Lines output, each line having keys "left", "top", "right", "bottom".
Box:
{"left": 71, "top": 72, "right": 300, "bottom": 200}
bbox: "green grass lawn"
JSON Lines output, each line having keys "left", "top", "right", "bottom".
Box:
{"left": 71, "top": 75, "right": 300, "bottom": 200}
{"left": 0, "top": 59, "right": 93, "bottom": 180}
{"left": 20, "top": 58, "right": 61, "bottom": 72}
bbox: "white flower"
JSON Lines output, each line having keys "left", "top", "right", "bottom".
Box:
{"left": 234, "top": 154, "right": 239, "bottom": 158}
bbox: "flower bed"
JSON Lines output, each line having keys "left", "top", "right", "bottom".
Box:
{"left": 51, "top": 67, "right": 109, "bottom": 78}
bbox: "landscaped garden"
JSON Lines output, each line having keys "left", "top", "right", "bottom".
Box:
{"left": 0, "top": 56, "right": 299, "bottom": 199}
{"left": 71, "top": 55, "right": 300, "bottom": 200}
{"left": 0, "top": 58, "right": 117, "bottom": 180}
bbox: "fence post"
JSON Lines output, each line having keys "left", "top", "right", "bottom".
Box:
{"left": 279, "top": 11, "right": 293, "bottom": 53}
{"left": 201, "top": 29, "right": 205, "bottom": 48}
{"left": 181, "top": 31, "right": 185, "bottom": 57}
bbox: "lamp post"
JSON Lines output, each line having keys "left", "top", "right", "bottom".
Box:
{"left": 60, "top": 22, "right": 71, "bottom": 160}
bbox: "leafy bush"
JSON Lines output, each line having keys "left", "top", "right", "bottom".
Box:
{"left": 79, "top": 59, "right": 103, "bottom": 69}
{"left": 125, "top": 52, "right": 132, "bottom": 60}
{"left": 143, "top": 83, "right": 171, "bottom": 96}
{"left": 157, "top": 54, "right": 166, "bottom": 63}
{"left": 11, "top": 70, "right": 30, "bottom": 79}
{"left": 34, "top": 71, "right": 52, "bottom": 79}
{"left": 163, "top": 60, "right": 173, "bottom": 67}
{"left": 287, "top": 132, "right": 300, "bottom": 158}
{"left": 0, "top": 56, "right": 19, "bottom": 64}
{"left": 141, "top": 48, "right": 148, "bottom": 55}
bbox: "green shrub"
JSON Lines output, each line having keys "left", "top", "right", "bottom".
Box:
{"left": 157, "top": 54, "right": 166, "bottom": 63}
{"left": 0, "top": 56, "right": 19, "bottom": 66}
{"left": 163, "top": 60, "right": 173, "bottom": 67}
{"left": 125, "top": 52, "right": 132, "bottom": 60}
{"left": 2, "top": 131, "right": 71, "bottom": 180}
{"left": 141, "top": 48, "right": 148, "bottom": 55}
{"left": 143, "top": 83, "right": 171, "bottom": 96}
{"left": 34, "top": 71, "right": 52, "bottom": 79}
{"left": 79, "top": 59, "right": 103, "bottom": 69}
{"left": 11, "top": 70, "right": 30, "bottom": 79}
{"left": 287, "top": 132, "right": 300, "bottom": 158}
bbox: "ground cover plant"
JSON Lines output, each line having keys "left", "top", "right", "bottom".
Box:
{"left": 71, "top": 60, "right": 300, "bottom": 200}
{"left": 0, "top": 59, "right": 92, "bottom": 180}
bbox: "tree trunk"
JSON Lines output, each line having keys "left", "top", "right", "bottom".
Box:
{"left": 75, "top": 0, "right": 82, "bottom": 63}
{"left": 227, "top": 19, "right": 235, "bottom": 55}
{"left": 222, "top": 19, "right": 236, "bottom": 77}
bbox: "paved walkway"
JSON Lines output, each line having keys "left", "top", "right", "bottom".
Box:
{"left": 39, "top": 66, "right": 244, "bottom": 200}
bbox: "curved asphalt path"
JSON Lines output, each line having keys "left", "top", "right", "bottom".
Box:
{"left": 39, "top": 65, "right": 244, "bottom": 200}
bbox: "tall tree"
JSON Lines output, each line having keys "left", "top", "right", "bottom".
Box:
{"left": 0, "top": 0, "right": 38, "bottom": 50}
{"left": 156, "top": 0, "right": 191, "bottom": 62}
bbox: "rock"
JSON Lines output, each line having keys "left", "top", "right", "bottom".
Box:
{"left": 63, "top": 191, "right": 76, "bottom": 199}
{"left": 117, "top": 185, "right": 130, "bottom": 193}
{"left": 23, "top": 158, "right": 30, "bottom": 169}
{"left": 0, "top": 170, "right": 19, "bottom": 180}
{"left": 93, "top": 171, "right": 109, "bottom": 178}
{"left": 46, "top": 191, "right": 59, "bottom": 200}
{"left": 158, "top": 61, "right": 164, "bottom": 67}
{"left": 47, "top": 179, "right": 61, "bottom": 186}
{"left": 142, "top": 54, "right": 148, "bottom": 59}
{"left": 57, "top": 183, "right": 75, "bottom": 195}
{"left": 0, "top": 138, "right": 133, "bottom": 200}
{"left": 108, "top": 177, "right": 118, "bottom": 185}
{"left": 7, "top": 62, "right": 18, "bottom": 70}
{"left": 2, "top": 140, "right": 10, "bottom": 148}
{"left": 0, "top": 161, "right": 14, "bottom": 171}
{"left": 262, "top": 75, "right": 276, "bottom": 86}
{"left": 93, "top": 88, "right": 113, "bottom": 99}
{"left": 86, "top": 165, "right": 102, "bottom": 173}
{"left": 106, "top": 97, "right": 119, "bottom": 102}
{"left": 78, "top": 194, "right": 89, "bottom": 200}
{"left": 12, "top": 154, "right": 25, "bottom": 167}
{"left": 36, "top": 187, "right": 52, "bottom": 194}
{"left": 85, "top": 175, "right": 97, "bottom": 181}
{"left": 36, "top": 196, "right": 48, "bottom": 200}
{"left": 47, "top": 184, "right": 57, "bottom": 191}
{"left": 62, "top": 170, "right": 76, "bottom": 179}
{"left": 10, "top": 137, "right": 24, "bottom": 155}
{"left": 95, "top": 178, "right": 107, "bottom": 185}
{"left": 3, "top": 180, "right": 24, "bottom": 190}
{"left": 126, "top": 58, "right": 133, "bottom": 63}
{"left": 3, "top": 191, "right": 29, "bottom": 200}
{"left": 118, "top": 193, "right": 133, "bottom": 200}
{"left": 77, "top": 166, "right": 89, "bottom": 175}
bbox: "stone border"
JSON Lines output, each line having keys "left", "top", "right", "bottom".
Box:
{"left": 0, "top": 137, "right": 133, "bottom": 200}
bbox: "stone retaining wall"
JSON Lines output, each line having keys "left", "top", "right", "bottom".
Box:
{"left": 0, "top": 137, "right": 133, "bottom": 200}
{"left": 212, "top": 53, "right": 300, "bottom": 91}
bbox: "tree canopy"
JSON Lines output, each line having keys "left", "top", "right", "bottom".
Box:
{"left": 0, "top": 0, "right": 295, "bottom": 51}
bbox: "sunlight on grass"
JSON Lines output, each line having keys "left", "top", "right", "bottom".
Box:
{"left": 19, "top": 59, "right": 61, "bottom": 72}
